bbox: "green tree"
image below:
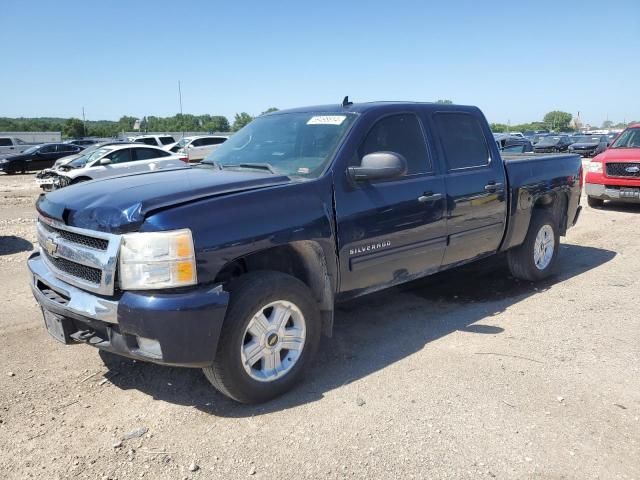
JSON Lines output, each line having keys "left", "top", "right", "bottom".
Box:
{"left": 490, "top": 123, "right": 508, "bottom": 133}
{"left": 63, "top": 118, "right": 85, "bottom": 138}
{"left": 260, "top": 107, "right": 279, "bottom": 116}
{"left": 232, "top": 112, "right": 253, "bottom": 131}
{"left": 436, "top": 99, "right": 453, "bottom": 104}
{"left": 543, "top": 111, "right": 572, "bottom": 131}
{"left": 117, "top": 116, "right": 138, "bottom": 132}
{"left": 203, "top": 115, "right": 230, "bottom": 132}
{"left": 602, "top": 120, "right": 613, "bottom": 129}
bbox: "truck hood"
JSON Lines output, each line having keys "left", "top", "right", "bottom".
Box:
{"left": 596, "top": 147, "right": 640, "bottom": 162}
{"left": 36, "top": 166, "right": 292, "bottom": 233}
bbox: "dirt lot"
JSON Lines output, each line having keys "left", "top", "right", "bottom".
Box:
{"left": 0, "top": 171, "right": 638, "bottom": 480}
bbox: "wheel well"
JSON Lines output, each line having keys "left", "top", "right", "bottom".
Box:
{"left": 532, "top": 191, "right": 568, "bottom": 235}
{"left": 215, "top": 241, "right": 335, "bottom": 336}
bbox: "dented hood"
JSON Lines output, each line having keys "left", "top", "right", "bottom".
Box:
{"left": 36, "top": 167, "right": 291, "bottom": 233}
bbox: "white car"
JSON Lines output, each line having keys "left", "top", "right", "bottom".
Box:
{"left": 36, "top": 144, "right": 188, "bottom": 190}
{"left": 166, "top": 135, "right": 229, "bottom": 162}
{"left": 128, "top": 134, "right": 176, "bottom": 147}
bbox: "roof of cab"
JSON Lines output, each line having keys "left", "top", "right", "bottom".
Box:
{"left": 269, "top": 101, "right": 482, "bottom": 116}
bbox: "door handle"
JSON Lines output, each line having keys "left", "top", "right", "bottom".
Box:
{"left": 484, "top": 182, "right": 503, "bottom": 192}
{"left": 418, "top": 192, "right": 443, "bottom": 203}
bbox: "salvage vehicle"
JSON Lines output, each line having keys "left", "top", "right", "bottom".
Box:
{"left": 28, "top": 101, "right": 583, "bottom": 403}
{"left": 52, "top": 140, "right": 132, "bottom": 168}
{"left": 0, "top": 143, "right": 82, "bottom": 174}
{"left": 35, "top": 144, "right": 188, "bottom": 191}
{"left": 533, "top": 135, "right": 573, "bottom": 153}
{"left": 585, "top": 124, "right": 640, "bottom": 207}
{"left": 568, "top": 135, "right": 609, "bottom": 158}
{"left": 166, "top": 135, "right": 229, "bottom": 162}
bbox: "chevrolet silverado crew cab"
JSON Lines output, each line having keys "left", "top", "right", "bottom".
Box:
{"left": 585, "top": 124, "right": 640, "bottom": 207}
{"left": 29, "top": 101, "right": 583, "bottom": 403}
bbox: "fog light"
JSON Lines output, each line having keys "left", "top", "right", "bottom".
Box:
{"left": 136, "top": 337, "right": 163, "bottom": 358}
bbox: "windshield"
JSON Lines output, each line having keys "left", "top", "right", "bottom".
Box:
{"left": 23, "top": 146, "right": 40, "bottom": 154}
{"left": 540, "top": 136, "right": 561, "bottom": 144}
{"left": 611, "top": 128, "right": 640, "bottom": 149}
{"left": 69, "top": 147, "right": 110, "bottom": 167}
{"left": 174, "top": 138, "right": 191, "bottom": 149}
{"left": 201, "top": 112, "right": 357, "bottom": 178}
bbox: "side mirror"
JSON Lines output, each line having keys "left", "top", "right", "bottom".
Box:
{"left": 99, "top": 157, "right": 111, "bottom": 165}
{"left": 347, "top": 151, "right": 407, "bottom": 182}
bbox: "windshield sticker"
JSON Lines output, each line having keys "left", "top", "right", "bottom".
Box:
{"left": 307, "top": 115, "right": 346, "bottom": 126}
{"left": 297, "top": 167, "right": 310, "bottom": 174}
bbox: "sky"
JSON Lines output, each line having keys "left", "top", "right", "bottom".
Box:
{"left": 2, "top": 0, "right": 639, "bottom": 127}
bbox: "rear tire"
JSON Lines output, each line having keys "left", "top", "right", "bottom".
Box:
{"left": 587, "top": 196, "right": 604, "bottom": 208}
{"left": 508, "top": 210, "right": 560, "bottom": 282}
{"left": 203, "top": 271, "right": 321, "bottom": 404}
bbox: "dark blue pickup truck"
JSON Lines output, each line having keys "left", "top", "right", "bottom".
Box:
{"left": 29, "top": 101, "right": 583, "bottom": 403}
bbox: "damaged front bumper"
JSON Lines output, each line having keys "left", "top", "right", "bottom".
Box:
{"left": 28, "top": 252, "right": 229, "bottom": 367}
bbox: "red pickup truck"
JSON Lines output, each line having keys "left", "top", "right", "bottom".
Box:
{"left": 586, "top": 124, "right": 640, "bottom": 207}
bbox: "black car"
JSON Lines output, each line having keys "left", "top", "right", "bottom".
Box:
{"left": 533, "top": 135, "right": 573, "bottom": 153}
{"left": 568, "top": 135, "right": 609, "bottom": 157}
{"left": 0, "top": 143, "right": 83, "bottom": 174}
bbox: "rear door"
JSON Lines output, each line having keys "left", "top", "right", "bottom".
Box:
{"left": 431, "top": 111, "right": 507, "bottom": 266}
{"left": 335, "top": 111, "right": 447, "bottom": 295}
{"left": 131, "top": 147, "right": 183, "bottom": 172}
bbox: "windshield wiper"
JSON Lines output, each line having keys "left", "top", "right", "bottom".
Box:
{"left": 220, "top": 163, "right": 277, "bottom": 174}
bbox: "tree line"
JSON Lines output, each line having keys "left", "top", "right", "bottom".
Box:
{"left": 0, "top": 108, "right": 279, "bottom": 139}
{"left": 490, "top": 111, "right": 633, "bottom": 133}
{"left": 0, "top": 106, "right": 634, "bottom": 139}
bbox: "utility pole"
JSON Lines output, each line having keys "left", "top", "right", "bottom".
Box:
{"left": 178, "top": 80, "right": 184, "bottom": 137}
{"left": 82, "top": 106, "right": 87, "bottom": 138}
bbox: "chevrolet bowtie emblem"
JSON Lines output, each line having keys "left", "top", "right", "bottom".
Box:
{"left": 45, "top": 236, "right": 59, "bottom": 257}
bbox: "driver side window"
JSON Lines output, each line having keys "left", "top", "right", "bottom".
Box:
{"left": 358, "top": 114, "right": 430, "bottom": 175}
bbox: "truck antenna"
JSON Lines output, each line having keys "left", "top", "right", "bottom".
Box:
{"left": 342, "top": 96, "right": 353, "bottom": 107}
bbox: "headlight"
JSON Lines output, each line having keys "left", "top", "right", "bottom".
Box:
{"left": 119, "top": 229, "right": 197, "bottom": 290}
{"left": 588, "top": 161, "right": 603, "bottom": 173}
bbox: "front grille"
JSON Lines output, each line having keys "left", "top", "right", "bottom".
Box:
{"left": 606, "top": 162, "right": 640, "bottom": 178}
{"left": 43, "top": 250, "right": 102, "bottom": 285}
{"left": 40, "top": 221, "right": 109, "bottom": 250}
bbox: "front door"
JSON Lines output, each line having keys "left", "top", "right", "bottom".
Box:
{"left": 430, "top": 111, "right": 508, "bottom": 266}
{"left": 334, "top": 112, "right": 447, "bottom": 296}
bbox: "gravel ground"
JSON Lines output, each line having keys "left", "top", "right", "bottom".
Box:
{"left": 0, "top": 170, "right": 638, "bottom": 480}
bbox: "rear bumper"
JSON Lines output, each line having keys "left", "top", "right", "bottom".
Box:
{"left": 28, "top": 252, "right": 229, "bottom": 367}
{"left": 585, "top": 183, "right": 640, "bottom": 203}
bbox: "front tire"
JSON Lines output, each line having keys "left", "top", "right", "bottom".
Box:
{"left": 203, "top": 271, "right": 321, "bottom": 404}
{"left": 587, "top": 196, "right": 604, "bottom": 208}
{"left": 508, "top": 210, "right": 560, "bottom": 282}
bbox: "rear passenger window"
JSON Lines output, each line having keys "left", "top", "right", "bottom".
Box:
{"left": 159, "top": 136, "right": 175, "bottom": 145}
{"left": 359, "top": 114, "right": 429, "bottom": 175}
{"left": 433, "top": 113, "right": 490, "bottom": 170}
{"left": 133, "top": 148, "right": 168, "bottom": 160}
{"left": 0, "top": 138, "right": 12, "bottom": 147}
